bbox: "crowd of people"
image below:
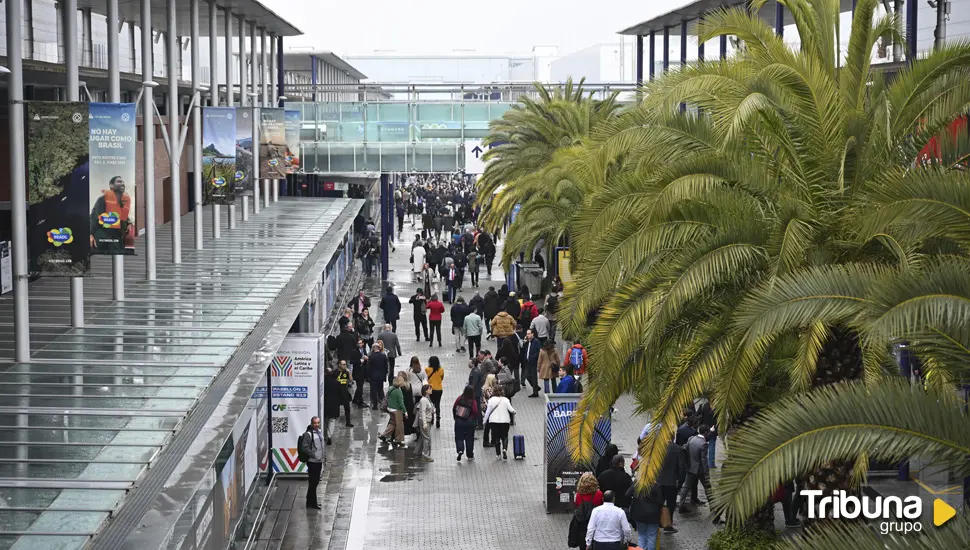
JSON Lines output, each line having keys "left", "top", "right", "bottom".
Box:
{"left": 302, "top": 172, "right": 740, "bottom": 548}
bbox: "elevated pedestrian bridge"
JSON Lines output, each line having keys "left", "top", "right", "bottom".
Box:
{"left": 282, "top": 82, "right": 636, "bottom": 173}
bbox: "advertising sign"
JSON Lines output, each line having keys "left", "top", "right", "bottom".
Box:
{"left": 259, "top": 108, "right": 286, "bottom": 179}
{"left": 202, "top": 107, "right": 237, "bottom": 205}
{"left": 556, "top": 247, "right": 573, "bottom": 284}
{"left": 0, "top": 242, "right": 11, "bottom": 295}
{"left": 26, "top": 101, "right": 91, "bottom": 277}
{"left": 284, "top": 110, "right": 301, "bottom": 174}
{"left": 253, "top": 334, "right": 323, "bottom": 473}
{"left": 235, "top": 107, "right": 254, "bottom": 194}
{"left": 88, "top": 102, "right": 137, "bottom": 255}
{"left": 544, "top": 394, "right": 611, "bottom": 513}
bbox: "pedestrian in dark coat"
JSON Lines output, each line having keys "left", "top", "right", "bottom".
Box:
{"left": 378, "top": 286, "right": 402, "bottom": 332}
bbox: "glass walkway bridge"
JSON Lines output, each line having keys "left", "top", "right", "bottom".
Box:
{"left": 283, "top": 82, "right": 636, "bottom": 173}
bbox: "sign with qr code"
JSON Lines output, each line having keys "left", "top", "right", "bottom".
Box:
{"left": 252, "top": 334, "right": 324, "bottom": 474}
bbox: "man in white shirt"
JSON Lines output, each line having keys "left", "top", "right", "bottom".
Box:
{"left": 585, "top": 490, "right": 632, "bottom": 550}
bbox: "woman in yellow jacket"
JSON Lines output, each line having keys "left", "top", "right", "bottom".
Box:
{"left": 425, "top": 356, "right": 445, "bottom": 428}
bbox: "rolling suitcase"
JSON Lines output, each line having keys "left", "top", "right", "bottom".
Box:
{"left": 512, "top": 434, "right": 526, "bottom": 459}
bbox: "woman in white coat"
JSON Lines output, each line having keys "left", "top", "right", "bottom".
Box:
{"left": 421, "top": 263, "right": 440, "bottom": 298}
{"left": 411, "top": 241, "right": 426, "bottom": 282}
{"left": 482, "top": 385, "right": 516, "bottom": 460}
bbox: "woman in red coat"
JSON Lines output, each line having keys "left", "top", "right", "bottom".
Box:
{"left": 427, "top": 294, "right": 445, "bottom": 348}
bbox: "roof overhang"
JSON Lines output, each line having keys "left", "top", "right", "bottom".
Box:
{"left": 76, "top": 0, "right": 302, "bottom": 37}
{"left": 618, "top": 0, "right": 857, "bottom": 36}
{"left": 282, "top": 50, "right": 367, "bottom": 80}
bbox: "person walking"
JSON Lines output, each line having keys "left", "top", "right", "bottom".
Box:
{"left": 427, "top": 294, "right": 445, "bottom": 347}
{"left": 348, "top": 290, "right": 371, "bottom": 317}
{"left": 335, "top": 360, "right": 354, "bottom": 428}
{"left": 425, "top": 356, "right": 445, "bottom": 428}
{"left": 378, "top": 286, "right": 402, "bottom": 333}
{"left": 367, "top": 342, "right": 388, "bottom": 410}
{"left": 597, "top": 455, "right": 633, "bottom": 508}
{"left": 490, "top": 309, "right": 517, "bottom": 351}
{"left": 656, "top": 437, "right": 685, "bottom": 534}
{"left": 321, "top": 370, "right": 341, "bottom": 445}
{"left": 678, "top": 424, "right": 715, "bottom": 512}
{"left": 450, "top": 296, "right": 470, "bottom": 353}
{"left": 521, "top": 329, "right": 542, "bottom": 398}
{"left": 413, "top": 384, "right": 436, "bottom": 462}
{"left": 564, "top": 340, "right": 589, "bottom": 382}
{"left": 409, "top": 288, "right": 430, "bottom": 343}
{"left": 538, "top": 339, "right": 561, "bottom": 394}
{"left": 377, "top": 324, "right": 402, "bottom": 386}
{"left": 585, "top": 491, "right": 632, "bottom": 550}
{"left": 480, "top": 373, "right": 498, "bottom": 448}
{"left": 530, "top": 307, "right": 552, "bottom": 344}
{"left": 350, "top": 338, "right": 368, "bottom": 407}
{"left": 453, "top": 385, "right": 479, "bottom": 461}
{"left": 482, "top": 385, "right": 516, "bottom": 460}
{"left": 299, "top": 417, "right": 325, "bottom": 509}
{"left": 411, "top": 240, "right": 426, "bottom": 283}
{"left": 463, "top": 307, "right": 485, "bottom": 359}
{"left": 556, "top": 364, "right": 581, "bottom": 393}
{"left": 421, "top": 263, "right": 440, "bottom": 299}
{"left": 467, "top": 356, "right": 486, "bottom": 429}
{"left": 355, "top": 309, "right": 375, "bottom": 347}
{"left": 498, "top": 337, "right": 522, "bottom": 387}
{"left": 379, "top": 374, "right": 408, "bottom": 449}
{"left": 483, "top": 286, "right": 500, "bottom": 337}
{"left": 626, "top": 484, "right": 665, "bottom": 550}
{"left": 467, "top": 249, "right": 480, "bottom": 287}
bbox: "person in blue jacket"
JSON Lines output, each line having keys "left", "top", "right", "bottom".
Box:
{"left": 556, "top": 364, "right": 581, "bottom": 393}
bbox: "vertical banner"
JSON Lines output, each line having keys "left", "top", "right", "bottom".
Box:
{"left": 202, "top": 107, "right": 237, "bottom": 205}
{"left": 544, "top": 394, "right": 611, "bottom": 513}
{"left": 26, "top": 102, "right": 91, "bottom": 277}
{"left": 258, "top": 334, "right": 323, "bottom": 474}
{"left": 88, "top": 102, "right": 137, "bottom": 255}
{"left": 556, "top": 247, "right": 573, "bottom": 284}
{"left": 259, "top": 108, "right": 287, "bottom": 179}
{"left": 235, "top": 107, "right": 254, "bottom": 194}
{"left": 284, "top": 110, "right": 301, "bottom": 174}
{"left": 0, "top": 241, "right": 11, "bottom": 295}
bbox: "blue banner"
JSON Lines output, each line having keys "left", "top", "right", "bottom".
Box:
{"left": 202, "top": 107, "right": 237, "bottom": 205}
{"left": 88, "top": 102, "right": 137, "bottom": 255}
{"left": 545, "top": 395, "right": 611, "bottom": 513}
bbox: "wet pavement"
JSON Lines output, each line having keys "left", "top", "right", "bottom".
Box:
{"left": 277, "top": 219, "right": 736, "bottom": 550}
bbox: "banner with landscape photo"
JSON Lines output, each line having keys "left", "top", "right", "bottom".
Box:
{"left": 284, "top": 110, "right": 301, "bottom": 174}
{"left": 26, "top": 102, "right": 91, "bottom": 277}
{"left": 235, "top": 107, "right": 254, "bottom": 194}
{"left": 259, "top": 108, "right": 286, "bottom": 179}
{"left": 202, "top": 107, "right": 237, "bottom": 205}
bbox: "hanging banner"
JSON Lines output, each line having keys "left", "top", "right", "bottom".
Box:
{"left": 0, "top": 241, "right": 11, "bottom": 295}
{"left": 284, "top": 110, "right": 301, "bottom": 174}
{"left": 235, "top": 107, "right": 254, "bottom": 194}
{"left": 26, "top": 102, "right": 91, "bottom": 277}
{"left": 88, "top": 102, "right": 137, "bottom": 256}
{"left": 544, "top": 394, "right": 611, "bottom": 513}
{"left": 202, "top": 107, "right": 237, "bottom": 205}
{"left": 251, "top": 334, "right": 323, "bottom": 474}
{"left": 259, "top": 108, "right": 286, "bottom": 179}
{"left": 556, "top": 247, "right": 573, "bottom": 284}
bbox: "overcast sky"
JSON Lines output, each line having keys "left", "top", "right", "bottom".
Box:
{"left": 263, "top": 0, "right": 694, "bottom": 57}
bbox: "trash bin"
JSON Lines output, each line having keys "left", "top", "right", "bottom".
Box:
{"left": 516, "top": 262, "right": 544, "bottom": 297}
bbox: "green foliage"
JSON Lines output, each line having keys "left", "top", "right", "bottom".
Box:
{"left": 706, "top": 527, "right": 778, "bottom": 550}
{"left": 27, "top": 102, "right": 90, "bottom": 204}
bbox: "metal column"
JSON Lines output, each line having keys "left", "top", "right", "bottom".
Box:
{"left": 8, "top": 0, "right": 29, "bottom": 360}
{"left": 167, "top": 0, "right": 182, "bottom": 263}
{"left": 191, "top": 0, "right": 203, "bottom": 248}
{"left": 223, "top": 7, "right": 235, "bottom": 230}
{"left": 238, "top": 16, "right": 249, "bottom": 222}
{"left": 251, "top": 22, "right": 260, "bottom": 214}
{"left": 260, "top": 28, "right": 269, "bottom": 210}
{"left": 698, "top": 15, "right": 705, "bottom": 62}
{"left": 934, "top": 0, "right": 949, "bottom": 50}
{"left": 208, "top": 0, "right": 219, "bottom": 239}
{"left": 142, "top": 0, "right": 156, "bottom": 279}
{"left": 720, "top": 34, "right": 727, "bottom": 60}
{"left": 276, "top": 35, "right": 284, "bottom": 106}
{"left": 680, "top": 19, "right": 688, "bottom": 113}
{"left": 648, "top": 30, "right": 655, "bottom": 81}
{"left": 662, "top": 27, "right": 670, "bottom": 73}
{"left": 310, "top": 54, "right": 318, "bottom": 102}
{"left": 107, "top": 0, "right": 125, "bottom": 300}
{"left": 906, "top": 0, "right": 918, "bottom": 62}
{"left": 64, "top": 0, "right": 85, "bottom": 327}
{"left": 271, "top": 34, "right": 279, "bottom": 202}
{"left": 775, "top": 1, "right": 784, "bottom": 37}
{"left": 635, "top": 35, "right": 643, "bottom": 87}
{"left": 893, "top": 0, "right": 904, "bottom": 61}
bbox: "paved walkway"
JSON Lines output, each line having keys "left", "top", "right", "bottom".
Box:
{"left": 279, "top": 220, "right": 730, "bottom": 550}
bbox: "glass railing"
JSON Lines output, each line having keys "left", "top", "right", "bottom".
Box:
{"left": 299, "top": 141, "right": 464, "bottom": 173}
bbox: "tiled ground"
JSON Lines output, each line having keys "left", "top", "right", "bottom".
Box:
{"left": 278, "top": 219, "right": 732, "bottom": 550}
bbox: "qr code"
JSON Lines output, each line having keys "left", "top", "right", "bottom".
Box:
{"left": 560, "top": 493, "right": 571, "bottom": 503}
{"left": 272, "top": 417, "right": 288, "bottom": 434}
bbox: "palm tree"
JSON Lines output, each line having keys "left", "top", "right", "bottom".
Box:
{"left": 559, "top": 0, "right": 970, "bottom": 513}
{"left": 475, "top": 78, "right": 620, "bottom": 238}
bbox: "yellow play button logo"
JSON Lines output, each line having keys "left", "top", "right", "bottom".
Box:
{"left": 933, "top": 499, "right": 956, "bottom": 527}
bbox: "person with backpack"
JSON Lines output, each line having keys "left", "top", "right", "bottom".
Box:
{"left": 453, "top": 385, "right": 480, "bottom": 461}
{"left": 298, "top": 417, "right": 325, "bottom": 509}
{"left": 563, "top": 341, "right": 589, "bottom": 380}
{"left": 482, "top": 385, "right": 516, "bottom": 460}
{"left": 569, "top": 472, "right": 603, "bottom": 550}
{"left": 538, "top": 339, "right": 562, "bottom": 394}
{"left": 556, "top": 364, "right": 582, "bottom": 393}
{"left": 519, "top": 298, "right": 538, "bottom": 332}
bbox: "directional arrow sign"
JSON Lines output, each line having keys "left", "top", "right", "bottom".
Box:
{"left": 464, "top": 141, "right": 486, "bottom": 174}
{"left": 471, "top": 145, "right": 484, "bottom": 158}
